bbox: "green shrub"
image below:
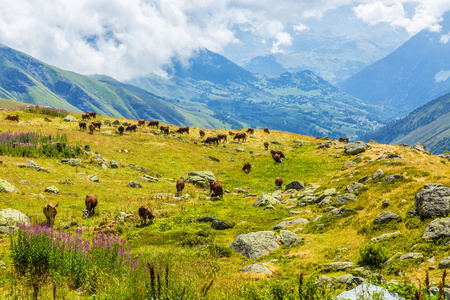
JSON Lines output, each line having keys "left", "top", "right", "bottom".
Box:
{"left": 358, "top": 243, "right": 389, "bottom": 265}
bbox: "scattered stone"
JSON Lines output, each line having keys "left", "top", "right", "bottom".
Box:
{"left": 345, "top": 182, "right": 364, "bottom": 193}
{"left": 109, "top": 161, "right": 119, "bottom": 168}
{"left": 27, "top": 160, "right": 40, "bottom": 171}
{"left": 16, "top": 164, "right": 26, "bottom": 168}
{"left": 44, "top": 185, "right": 59, "bottom": 194}
{"left": 39, "top": 194, "right": 46, "bottom": 199}
{"left": 229, "top": 231, "right": 280, "bottom": 259}
{"left": 372, "top": 169, "right": 384, "bottom": 180}
{"left": 358, "top": 176, "right": 369, "bottom": 183}
{"left": 336, "top": 283, "right": 402, "bottom": 300}
{"left": 186, "top": 171, "right": 216, "bottom": 189}
{"left": 327, "top": 207, "right": 356, "bottom": 217}
{"left": 208, "top": 156, "right": 220, "bottom": 162}
{"left": 234, "top": 188, "right": 246, "bottom": 193}
{"left": 422, "top": 218, "right": 450, "bottom": 241}
{"left": 415, "top": 184, "right": 450, "bottom": 217}
{"left": 271, "top": 141, "right": 282, "bottom": 145}
{"left": 244, "top": 193, "right": 257, "bottom": 198}
{"left": 342, "top": 161, "right": 357, "bottom": 170}
{"left": 398, "top": 253, "right": 424, "bottom": 261}
{"left": 289, "top": 211, "right": 302, "bottom": 215}
{"left": 211, "top": 219, "right": 235, "bottom": 230}
{"left": 63, "top": 115, "right": 77, "bottom": 122}
{"left": 344, "top": 142, "right": 368, "bottom": 155}
{"left": 323, "top": 261, "right": 354, "bottom": 272}
{"left": 262, "top": 205, "right": 275, "bottom": 210}
{"left": 335, "top": 193, "right": 357, "bottom": 204}
{"left": 61, "top": 159, "right": 82, "bottom": 166}
{"left": 280, "top": 230, "right": 302, "bottom": 246}
{"left": 374, "top": 211, "right": 400, "bottom": 224}
{"left": 253, "top": 193, "right": 281, "bottom": 207}
{"left": 285, "top": 181, "right": 306, "bottom": 191}
{"left": 19, "top": 180, "right": 30, "bottom": 185}
{"left": 140, "top": 175, "right": 158, "bottom": 182}
{"left": 439, "top": 257, "right": 450, "bottom": 269}
{"left": 370, "top": 231, "right": 402, "bottom": 242}
{"left": 0, "top": 208, "right": 31, "bottom": 234}
{"left": 385, "top": 174, "right": 404, "bottom": 183}
{"left": 60, "top": 179, "right": 74, "bottom": 185}
{"left": 239, "top": 260, "right": 278, "bottom": 275}
{"left": 87, "top": 174, "right": 99, "bottom": 183}
{"left": 233, "top": 148, "right": 245, "bottom": 152}
{"left": 271, "top": 218, "right": 309, "bottom": 230}
{"left": 413, "top": 143, "right": 426, "bottom": 152}
{"left": 382, "top": 199, "right": 391, "bottom": 208}
{"left": 127, "top": 181, "right": 143, "bottom": 188}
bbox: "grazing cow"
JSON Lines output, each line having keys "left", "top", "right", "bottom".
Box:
{"left": 43, "top": 203, "right": 58, "bottom": 225}
{"left": 209, "top": 181, "right": 224, "bottom": 200}
{"left": 84, "top": 194, "right": 98, "bottom": 217}
{"left": 88, "top": 124, "right": 95, "bottom": 134}
{"left": 272, "top": 153, "right": 282, "bottom": 163}
{"left": 126, "top": 124, "right": 137, "bottom": 132}
{"left": 138, "top": 205, "right": 155, "bottom": 226}
{"left": 242, "top": 162, "right": 251, "bottom": 172}
{"left": 79, "top": 121, "right": 87, "bottom": 131}
{"left": 44, "top": 117, "right": 52, "bottom": 122}
{"left": 270, "top": 149, "right": 286, "bottom": 159}
{"left": 5, "top": 115, "right": 19, "bottom": 122}
{"left": 275, "top": 177, "right": 283, "bottom": 190}
{"left": 148, "top": 120, "right": 159, "bottom": 128}
{"left": 199, "top": 130, "right": 205, "bottom": 138}
{"left": 91, "top": 122, "right": 101, "bottom": 131}
{"left": 203, "top": 136, "right": 219, "bottom": 145}
{"left": 217, "top": 134, "right": 227, "bottom": 143}
{"left": 339, "top": 136, "right": 349, "bottom": 143}
{"left": 233, "top": 133, "right": 246, "bottom": 142}
{"left": 264, "top": 142, "right": 269, "bottom": 150}
{"left": 159, "top": 126, "right": 169, "bottom": 135}
{"left": 247, "top": 128, "right": 254, "bottom": 134}
{"left": 118, "top": 126, "right": 124, "bottom": 134}
{"left": 228, "top": 131, "right": 235, "bottom": 136}
{"left": 138, "top": 119, "right": 146, "bottom": 126}
{"left": 176, "top": 179, "right": 185, "bottom": 196}
{"left": 82, "top": 113, "right": 91, "bottom": 120}
{"left": 88, "top": 112, "right": 97, "bottom": 119}
{"left": 176, "top": 127, "right": 189, "bottom": 134}
{"left": 264, "top": 127, "right": 270, "bottom": 134}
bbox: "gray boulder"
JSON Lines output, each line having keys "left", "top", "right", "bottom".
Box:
{"left": 253, "top": 193, "right": 281, "bottom": 207}
{"left": 344, "top": 142, "right": 368, "bottom": 155}
{"left": 44, "top": 185, "right": 59, "bottom": 194}
{"left": 186, "top": 171, "right": 216, "bottom": 189}
{"left": 272, "top": 218, "right": 309, "bottom": 230}
{"left": 334, "top": 193, "right": 357, "bottom": 204}
{"left": 112, "top": 120, "right": 120, "bottom": 125}
{"left": 374, "top": 211, "right": 400, "bottom": 224}
{"left": 382, "top": 199, "right": 391, "bottom": 208}
{"left": 87, "top": 174, "right": 99, "bottom": 183}
{"left": 285, "top": 181, "right": 306, "bottom": 191}
{"left": 336, "top": 283, "right": 403, "bottom": 300}
{"left": 370, "top": 231, "right": 402, "bottom": 242}
{"left": 385, "top": 174, "right": 404, "bottom": 183}
{"left": 422, "top": 217, "right": 450, "bottom": 241}
{"left": 127, "top": 181, "right": 143, "bottom": 188}
{"left": 19, "top": 180, "right": 30, "bottom": 185}
{"left": 280, "top": 230, "right": 302, "bottom": 246}
{"left": 140, "top": 175, "right": 158, "bottom": 182}
{"left": 323, "top": 261, "right": 354, "bottom": 272}
{"left": 327, "top": 207, "right": 356, "bottom": 217}
{"left": 438, "top": 153, "right": 450, "bottom": 160}
{"left": 109, "top": 161, "right": 119, "bottom": 168}
{"left": 372, "top": 169, "right": 384, "bottom": 180}
{"left": 398, "top": 253, "right": 423, "bottom": 261}
{"left": 63, "top": 115, "right": 77, "bottom": 122}
{"left": 212, "top": 219, "right": 235, "bottom": 230}
{"left": 439, "top": 257, "right": 450, "bottom": 269}
{"left": 61, "top": 159, "right": 82, "bottom": 166}
{"left": 415, "top": 184, "right": 450, "bottom": 217}
{"left": 413, "top": 143, "right": 426, "bottom": 152}
{"left": 27, "top": 160, "right": 40, "bottom": 171}
{"left": 0, "top": 179, "right": 18, "bottom": 193}
{"left": 0, "top": 208, "right": 31, "bottom": 234}
{"left": 239, "top": 260, "right": 278, "bottom": 275}
{"left": 345, "top": 182, "right": 364, "bottom": 193}
{"left": 229, "top": 231, "right": 280, "bottom": 259}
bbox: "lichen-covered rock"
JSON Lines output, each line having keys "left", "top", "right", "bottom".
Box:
{"left": 323, "top": 261, "right": 354, "bottom": 272}
{"left": 272, "top": 218, "right": 309, "bottom": 230}
{"left": 372, "top": 169, "right": 384, "bottom": 180}
{"left": 280, "top": 230, "right": 302, "bottom": 246}
{"left": 334, "top": 193, "right": 357, "bottom": 204}
{"left": 413, "top": 143, "right": 426, "bottom": 152}
{"left": 0, "top": 179, "right": 18, "bottom": 193}
{"left": 109, "top": 161, "right": 119, "bottom": 168}
{"left": 253, "top": 193, "right": 281, "bottom": 207}
{"left": 63, "top": 115, "right": 77, "bottom": 122}
{"left": 385, "top": 174, "right": 404, "bottom": 183}
{"left": 61, "top": 159, "right": 82, "bottom": 166}
{"left": 344, "top": 142, "right": 368, "bottom": 155}
{"left": 0, "top": 208, "right": 31, "bottom": 234}
{"left": 345, "top": 182, "right": 364, "bottom": 193}
{"left": 285, "top": 181, "right": 306, "bottom": 191}
{"left": 44, "top": 185, "right": 59, "bottom": 194}
{"left": 373, "top": 211, "right": 400, "bottom": 224}
{"left": 229, "top": 231, "right": 280, "bottom": 259}
{"left": 398, "top": 253, "right": 423, "bottom": 261}
{"left": 127, "top": 181, "right": 143, "bottom": 188}
{"left": 439, "top": 257, "right": 450, "bottom": 269}
{"left": 27, "top": 160, "right": 40, "bottom": 171}
{"left": 370, "top": 231, "right": 402, "bottom": 242}
{"left": 422, "top": 217, "right": 450, "bottom": 241}
{"left": 186, "top": 171, "right": 216, "bottom": 189}
{"left": 415, "top": 184, "right": 450, "bottom": 217}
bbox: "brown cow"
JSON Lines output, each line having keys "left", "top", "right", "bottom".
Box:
{"left": 176, "top": 127, "right": 189, "bottom": 134}
{"left": 264, "top": 142, "right": 269, "bottom": 150}
{"left": 148, "top": 120, "right": 159, "bottom": 128}
{"left": 5, "top": 115, "right": 19, "bottom": 122}
{"left": 159, "top": 126, "right": 169, "bottom": 135}
{"left": 82, "top": 113, "right": 91, "bottom": 120}
{"left": 44, "top": 117, "right": 52, "bottom": 122}
{"left": 275, "top": 177, "right": 283, "bottom": 190}
{"left": 272, "top": 153, "right": 282, "bottom": 163}
{"left": 138, "top": 119, "right": 146, "bottom": 126}
{"left": 138, "top": 205, "right": 155, "bottom": 226}
{"left": 176, "top": 179, "right": 185, "bottom": 196}
{"left": 242, "top": 162, "right": 251, "bottom": 172}
{"left": 88, "top": 124, "right": 95, "bottom": 134}
{"left": 270, "top": 149, "right": 286, "bottom": 159}
{"left": 264, "top": 127, "right": 270, "bottom": 134}
{"left": 217, "top": 134, "right": 227, "bottom": 143}
{"left": 84, "top": 194, "right": 98, "bottom": 217}
{"left": 228, "top": 131, "right": 236, "bottom": 136}
{"left": 91, "top": 122, "right": 101, "bottom": 131}
{"left": 79, "top": 121, "right": 87, "bottom": 131}
{"left": 118, "top": 126, "right": 124, "bottom": 134}
{"left": 203, "top": 136, "right": 219, "bottom": 145}
{"left": 247, "top": 128, "right": 254, "bottom": 134}
{"left": 43, "top": 203, "right": 58, "bottom": 225}
{"left": 233, "top": 133, "right": 246, "bottom": 142}
{"left": 199, "top": 130, "right": 205, "bottom": 138}
{"left": 126, "top": 124, "right": 137, "bottom": 132}
{"left": 209, "top": 181, "right": 224, "bottom": 200}
{"left": 88, "top": 112, "right": 97, "bottom": 119}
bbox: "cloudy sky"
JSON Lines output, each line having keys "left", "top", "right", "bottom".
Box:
{"left": 0, "top": 0, "right": 449, "bottom": 80}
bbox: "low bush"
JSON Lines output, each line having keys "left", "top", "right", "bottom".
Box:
{"left": 358, "top": 243, "right": 389, "bottom": 266}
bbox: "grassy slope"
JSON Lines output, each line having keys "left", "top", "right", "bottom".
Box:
{"left": 0, "top": 109, "right": 449, "bottom": 298}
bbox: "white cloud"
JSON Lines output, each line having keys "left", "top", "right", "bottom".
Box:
{"left": 271, "top": 32, "right": 292, "bottom": 53}
{"left": 441, "top": 33, "right": 450, "bottom": 44}
{"left": 434, "top": 70, "right": 450, "bottom": 82}
{"left": 293, "top": 23, "right": 310, "bottom": 33}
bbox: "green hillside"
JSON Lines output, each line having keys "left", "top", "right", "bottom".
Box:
{"left": 0, "top": 107, "right": 449, "bottom": 299}
{"left": 363, "top": 92, "right": 450, "bottom": 154}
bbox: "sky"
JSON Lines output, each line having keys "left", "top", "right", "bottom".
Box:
{"left": 0, "top": 0, "right": 450, "bottom": 81}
